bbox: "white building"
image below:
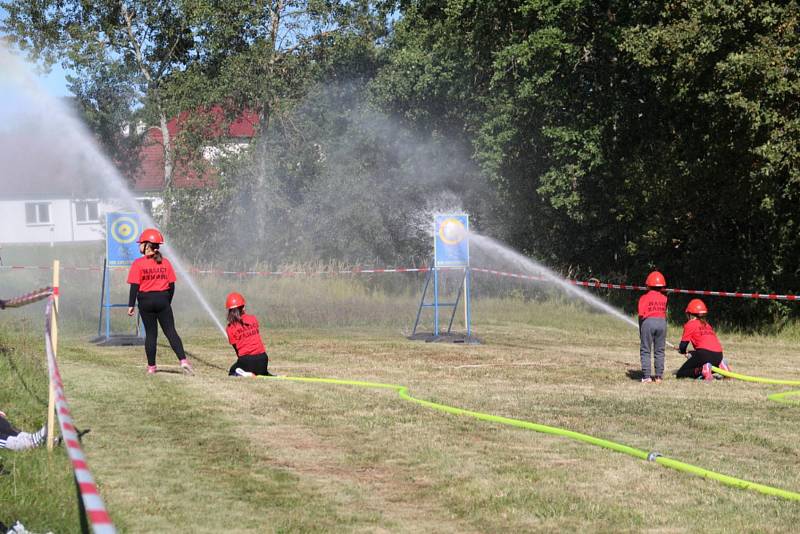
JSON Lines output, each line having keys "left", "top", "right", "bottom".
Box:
{"left": 0, "top": 105, "right": 256, "bottom": 245}
{"left": 0, "top": 195, "right": 155, "bottom": 245}
{"left": 0, "top": 125, "right": 157, "bottom": 245}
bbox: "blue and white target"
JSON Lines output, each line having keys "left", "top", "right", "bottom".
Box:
{"left": 434, "top": 214, "right": 469, "bottom": 267}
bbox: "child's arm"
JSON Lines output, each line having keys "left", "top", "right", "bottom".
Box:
{"left": 127, "top": 284, "right": 140, "bottom": 316}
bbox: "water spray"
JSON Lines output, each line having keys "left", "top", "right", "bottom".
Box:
{"left": 0, "top": 46, "right": 225, "bottom": 336}
{"left": 468, "top": 232, "right": 638, "bottom": 328}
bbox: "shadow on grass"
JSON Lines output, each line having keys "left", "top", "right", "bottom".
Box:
{"left": 625, "top": 369, "right": 645, "bottom": 380}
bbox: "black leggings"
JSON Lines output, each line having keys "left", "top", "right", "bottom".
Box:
{"left": 676, "top": 349, "right": 724, "bottom": 378}
{"left": 228, "top": 353, "right": 270, "bottom": 376}
{"left": 0, "top": 416, "right": 19, "bottom": 440}
{"left": 137, "top": 291, "right": 186, "bottom": 366}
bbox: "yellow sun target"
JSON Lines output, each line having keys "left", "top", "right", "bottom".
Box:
{"left": 438, "top": 218, "right": 466, "bottom": 245}
{"left": 434, "top": 214, "right": 469, "bottom": 267}
{"left": 106, "top": 212, "right": 142, "bottom": 266}
{"left": 111, "top": 216, "right": 138, "bottom": 244}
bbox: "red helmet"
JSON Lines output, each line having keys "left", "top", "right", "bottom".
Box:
{"left": 645, "top": 271, "right": 666, "bottom": 288}
{"left": 685, "top": 298, "right": 708, "bottom": 315}
{"left": 225, "top": 292, "right": 245, "bottom": 309}
{"left": 137, "top": 228, "right": 164, "bottom": 244}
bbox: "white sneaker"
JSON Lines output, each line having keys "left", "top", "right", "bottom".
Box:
{"left": 180, "top": 359, "right": 194, "bottom": 375}
{"left": 235, "top": 368, "right": 254, "bottom": 377}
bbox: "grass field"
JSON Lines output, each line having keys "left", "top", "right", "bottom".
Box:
{"left": 3, "top": 295, "right": 800, "bottom": 532}
{"left": 3, "top": 243, "right": 800, "bottom": 531}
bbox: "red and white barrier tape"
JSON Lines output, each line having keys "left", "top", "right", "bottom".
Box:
{"left": 469, "top": 268, "right": 799, "bottom": 302}
{"left": 4, "top": 264, "right": 797, "bottom": 302}
{"left": 3, "top": 287, "right": 53, "bottom": 308}
{"left": 1, "top": 265, "right": 102, "bottom": 271}
{"left": 44, "top": 298, "right": 116, "bottom": 534}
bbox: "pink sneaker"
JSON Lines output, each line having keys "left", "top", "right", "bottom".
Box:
{"left": 147, "top": 365, "right": 157, "bottom": 374}
{"left": 180, "top": 359, "right": 194, "bottom": 375}
{"left": 701, "top": 363, "right": 713, "bottom": 381}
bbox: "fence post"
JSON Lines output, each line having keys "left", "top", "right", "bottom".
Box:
{"left": 47, "top": 259, "right": 59, "bottom": 451}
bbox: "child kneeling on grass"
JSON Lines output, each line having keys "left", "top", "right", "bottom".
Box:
{"left": 675, "top": 298, "right": 732, "bottom": 381}
{"left": 225, "top": 292, "right": 275, "bottom": 377}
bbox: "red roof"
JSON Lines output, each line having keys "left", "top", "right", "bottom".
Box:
{"left": 132, "top": 106, "right": 259, "bottom": 192}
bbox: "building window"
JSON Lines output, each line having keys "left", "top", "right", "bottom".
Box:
{"left": 75, "top": 200, "right": 99, "bottom": 222}
{"left": 140, "top": 199, "right": 153, "bottom": 215}
{"left": 25, "top": 202, "right": 51, "bottom": 225}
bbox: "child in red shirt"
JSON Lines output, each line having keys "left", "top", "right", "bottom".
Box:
{"left": 126, "top": 228, "right": 192, "bottom": 375}
{"left": 675, "top": 298, "right": 731, "bottom": 381}
{"left": 638, "top": 271, "right": 668, "bottom": 383}
{"left": 225, "top": 292, "right": 274, "bottom": 377}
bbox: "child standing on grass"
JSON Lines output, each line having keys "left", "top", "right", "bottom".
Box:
{"left": 638, "top": 271, "right": 668, "bottom": 383}
{"left": 127, "top": 228, "right": 192, "bottom": 375}
{"left": 225, "top": 292, "right": 275, "bottom": 377}
{"left": 675, "top": 299, "right": 731, "bottom": 381}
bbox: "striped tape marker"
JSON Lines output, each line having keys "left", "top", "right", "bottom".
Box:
{"left": 3, "top": 264, "right": 796, "bottom": 301}
{"left": 45, "top": 298, "right": 116, "bottom": 534}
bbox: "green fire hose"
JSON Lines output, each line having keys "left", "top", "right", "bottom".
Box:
{"left": 263, "top": 375, "right": 800, "bottom": 501}
{"left": 712, "top": 366, "right": 800, "bottom": 405}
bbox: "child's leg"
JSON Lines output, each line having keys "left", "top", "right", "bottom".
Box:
{"left": 1, "top": 425, "right": 46, "bottom": 450}
{"left": 228, "top": 360, "right": 241, "bottom": 376}
{"left": 0, "top": 415, "right": 19, "bottom": 440}
{"left": 139, "top": 307, "right": 160, "bottom": 366}
{"left": 238, "top": 354, "right": 270, "bottom": 376}
{"left": 696, "top": 349, "right": 723, "bottom": 368}
{"left": 155, "top": 305, "right": 186, "bottom": 361}
{"left": 652, "top": 319, "right": 667, "bottom": 378}
{"left": 639, "top": 321, "right": 654, "bottom": 378}
{"left": 676, "top": 351, "right": 707, "bottom": 378}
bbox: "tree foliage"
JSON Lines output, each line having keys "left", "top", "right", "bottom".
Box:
{"left": 373, "top": 0, "right": 800, "bottom": 323}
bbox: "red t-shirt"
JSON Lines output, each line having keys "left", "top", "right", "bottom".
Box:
{"left": 638, "top": 290, "right": 667, "bottom": 319}
{"left": 226, "top": 314, "right": 266, "bottom": 356}
{"left": 127, "top": 257, "right": 176, "bottom": 292}
{"left": 680, "top": 318, "right": 723, "bottom": 352}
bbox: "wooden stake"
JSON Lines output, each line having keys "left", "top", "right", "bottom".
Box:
{"left": 47, "top": 259, "right": 59, "bottom": 451}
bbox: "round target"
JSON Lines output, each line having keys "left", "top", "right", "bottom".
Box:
{"left": 111, "top": 216, "right": 139, "bottom": 244}
{"left": 438, "top": 218, "right": 466, "bottom": 245}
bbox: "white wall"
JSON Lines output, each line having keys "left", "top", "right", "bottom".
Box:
{"left": 0, "top": 197, "right": 159, "bottom": 244}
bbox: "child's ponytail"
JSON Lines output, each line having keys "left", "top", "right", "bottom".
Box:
{"left": 227, "top": 306, "right": 244, "bottom": 326}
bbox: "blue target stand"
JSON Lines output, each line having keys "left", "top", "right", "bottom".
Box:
{"left": 410, "top": 214, "right": 479, "bottom": 344}
{"left": 91, "top": 212, "right": 145, "bottom": 346}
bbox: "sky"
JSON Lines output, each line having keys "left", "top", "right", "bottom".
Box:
{"left": 31, "top": 61, "right": 73, "bottom": 97}
{"left": 0, "top": 7, "right": 73, "bottom": 98}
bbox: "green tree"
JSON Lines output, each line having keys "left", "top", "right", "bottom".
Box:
{"left": 374, "top": 0, "right": 800, "bottom": 324}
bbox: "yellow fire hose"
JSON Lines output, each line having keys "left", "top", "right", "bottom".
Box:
{"left": 712, "top": 366, "right": 800, "bottom": 405}
{"left": 261, "top": 374, "right": 800, "bottom": 501}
